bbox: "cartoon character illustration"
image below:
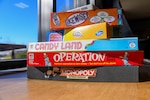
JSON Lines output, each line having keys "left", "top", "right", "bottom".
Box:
{"left": 120, "top": 52, "right": 131, "bottom": 66}
{"left": 43, "top": 53, "right": 51, "bottom": 67}
{"left": 44, "top": 70, "right": 53, "bottom": 78}
{"left": 44, "top": 67, "right": 60, "bottom": 78}
{"left": 52, "top": 67, "right": 60, "bottom": 76}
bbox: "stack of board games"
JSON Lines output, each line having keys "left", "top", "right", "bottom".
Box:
{"left": 27, "top": 4, "right": 144, "bottom": 82}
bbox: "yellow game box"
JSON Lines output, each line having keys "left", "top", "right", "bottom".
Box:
{"left": 64, "top": 22, "right": 112, "bottom": 41}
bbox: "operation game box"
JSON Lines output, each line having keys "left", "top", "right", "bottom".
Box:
{"left": 27, "top": 51, "right": 144, "bottom": 67}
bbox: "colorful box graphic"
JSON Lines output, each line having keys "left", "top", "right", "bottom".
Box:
{"left": 50, "top": 8, "right": 122, "bottom": 30}
{"left": 64, "top": 22, "right": 112, "bottom": 41}
{"left": 27, "top": 51, "right": 144, "bottom": 67}
{"left": 28, "top": 66, "right": 139, "bottom": 82}
{"left": 60, "top": 68, "right": 97, "bottom": 78}
{"left": 46, "top": 30, "right": 63, "bottom": 41}
{"left": 28, "top": 37, "right": 138, "bottom": 52}
{"left": 67, "top": 4, "right": 96, "bottom": 12}
{"left": 42, "top": 67, "right": 97, "bottom": 79}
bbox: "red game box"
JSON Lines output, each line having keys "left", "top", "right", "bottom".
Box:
{"left": 27, "top": 51, "right": 144, "bottom": 67}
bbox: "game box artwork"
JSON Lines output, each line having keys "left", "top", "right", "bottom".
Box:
{"left": 64, "top": 22, "right": 112, "bottom": 41}
{"left": 50, "top": 8, "right": 122, "bottom": 30}
{"left": 27, "top": 51, "right": 144, "bottom": 67}
{"left": 28, "top": 37, "right": 138, "bottom": 52}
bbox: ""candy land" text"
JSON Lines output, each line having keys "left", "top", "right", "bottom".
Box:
{"left": 34, "top": 41, "right": 82, "bottom": 51}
